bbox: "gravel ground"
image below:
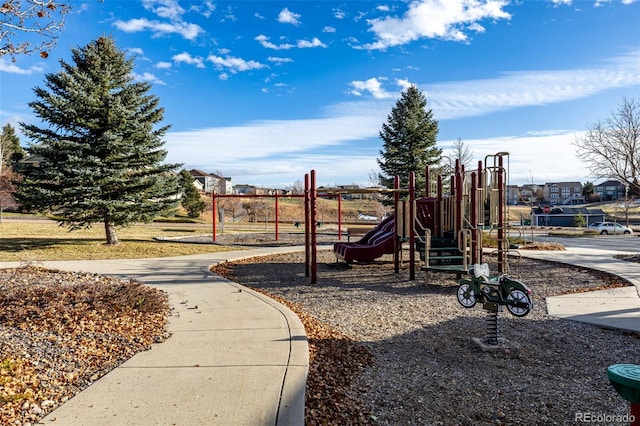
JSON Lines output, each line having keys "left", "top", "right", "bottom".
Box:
{"left": 213, "top": 240, "right": 640, "bottom": 426}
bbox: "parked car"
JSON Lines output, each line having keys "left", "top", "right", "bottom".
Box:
{"left": 588, "top": 222, "right": 633, "bottom": 235}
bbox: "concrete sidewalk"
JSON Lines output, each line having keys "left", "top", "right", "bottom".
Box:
{"left": 6, "top": 247, "right": 310, "bottom": 426}
{"left": 517, "top": 246, "right": 640, "bottom": 333}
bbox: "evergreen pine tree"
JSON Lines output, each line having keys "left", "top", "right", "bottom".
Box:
{"left": 16, "top": 36, "right": 181, "bottom": 244}
{"left": 1, "top": 123, "right": 25, "bottom": 170}
{"left": 377, "top": 85, "right": 441, "bottom": 197}
{"left": 179, "top": 169, "right": 206, "bottom": 218}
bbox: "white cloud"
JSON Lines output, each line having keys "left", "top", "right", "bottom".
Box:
{"left": 226, "top": 154, "right": 378, "bottom": 188}
{"left": 164, "top": 51, "right": 640, "bottom": 187}
{"left": 113, "top": 18, "right": 203, "bottom": 40}
{"left": 126, "top": 47, "right": 145, "bottom": 56}
{"left": 207, "top": 55, "right": 267, "bottom": 73}
{"left": 323, "top": 26, "right": 336, "bottom": 33}
{"left": 297, "top": 38, "right": 327, "bottom": 48}
{"left": 361, "top": 0, "right": 511, "bottom": 50}
{"left": 255, "top": 34, "right": 294, "bottom": 50}
{"left": 221, "top": 6, "right": 238, "bottom": 22}
{"left": 425, "top": 51, "right": 640, "bottom": 120}
{"left": 337, "top": 51, "right": 640, "bottom": 118}
{"left": 189, "top": 1, "right": 216, "bottom": 18}
{"left": 142, "top": 0, "right": 185, "bottom": 20}
{"left": 0, "top": 110, "right": 30, "bottom": 131}
{"left": 268, "top": 56, "right": 294, "bottom": 64}
{"left": 155, "top": 61, "right": 172, "bottom": 69}
{"left": 395, "top": 79, "right": 413, "bottom": 91}
{"left": 349, "top": 77, "right": 393, "bottom": 99}
{"left": 256, "top": 35, "right": 326, "bottom": 50}
{"left": 132, "top": 72, "right": 166, "bottom": 85}
{"left": 173, "top": 129, "right": 592, "bottom": 188}
{"left": 467, "top": 22, "right": 485, "bottom": 33}
{"left": 172, "top": 52, "right": 205, "bottom": 68}
{"left": 458, "top": 132, "right": 590, "bottom": 185}
{"left": 278, "top": 7, "right": 301, "bottom": 25}
{"left": 166, "top": 114, "right": 380, "bottom": 166}
{"left": 0, "top": 58, "right": 43, "bottom": 75}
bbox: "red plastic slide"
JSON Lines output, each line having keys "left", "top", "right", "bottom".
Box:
{"left": 334, "top": 216, "right": 396, "bottom": 263}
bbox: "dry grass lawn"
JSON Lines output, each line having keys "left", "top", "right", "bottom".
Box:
{"left": 0, "top": 221, "right": 235, "bottom": 262}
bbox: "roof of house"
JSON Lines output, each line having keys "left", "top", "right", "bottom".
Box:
{"left": 532, "top": 206, "right": 605, "bottom": 215}
{"left": 190, "top": 169, "right": 225, "bottom": 179}
{"left": 544, "top": 181, "right": 583, "bottom": 187}
{"left": 18, "top": 155, "right": 45, "bottom": 164}
{"left": 596, "top": 179, "right": 624, "bottom": 187}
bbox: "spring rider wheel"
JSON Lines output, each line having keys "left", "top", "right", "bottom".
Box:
{"left": 457, "top": 283, "right": 477, "bottom": 308}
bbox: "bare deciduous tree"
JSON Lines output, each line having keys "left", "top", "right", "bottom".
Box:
{"left": 286, "top": 180, "right": 304, "bottom": 195}
{"left": 219, "top": 197, "right": 244, "bottom": 222}
{"left": 451, "top": 137, "right": 474, "bottom": 169}
{"left": 573, "top": 97, "right": 640, "bottom": 196}
{"left": 1, "top": 0, "right": 75, "bottom": 59}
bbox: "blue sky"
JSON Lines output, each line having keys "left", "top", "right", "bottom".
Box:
{"left": 1, "top": 0, "right": 639, "bottom": 189}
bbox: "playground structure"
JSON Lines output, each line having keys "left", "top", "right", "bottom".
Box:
{"left": 321, "top": 152, "right": 517, "bottom": 279}
{"left": 212, "top": 152, "right": 522, "bottom": 290}
{"left": 414, "top": 152, "right": 518, "bottom": 283}
{"left": 311, "top": 152, "right": 533, "bottom": 347}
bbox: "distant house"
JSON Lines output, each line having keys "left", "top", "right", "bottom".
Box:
{"left": 542, "top": 182, "right": 584, "bottom": 205}
{"left": 233, "top": 184, "right": 259, "bottom": 195}
{"left": 595, "top": 180, "right": 626, "bottom": 201}
{"left": 189, "top": 169, "right": 231, "bottom": 194}
{"left": 191, "top": 179, "right": 204, "bottom": 192}
{"left": 531, "top": 206, "right": 605, "bottom": 227}
{"left": 18, "top": 155, "right": 44, "bottom": 167}
{"left": 518, "top": 184, "right": 543, "bottom": 205}
{"left": 266, "top": 188, "right": 288, "bottom": 195}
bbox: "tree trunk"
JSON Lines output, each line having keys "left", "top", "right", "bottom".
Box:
{"left": 104, "top": 219, "right": 119, "bottom": 245}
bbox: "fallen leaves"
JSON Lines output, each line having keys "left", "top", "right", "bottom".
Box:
{"left": 519, "top": 242, "right": 566, "bottom": 250}
{"left": 0, "top": 266, "right": 170, "bottom": 426}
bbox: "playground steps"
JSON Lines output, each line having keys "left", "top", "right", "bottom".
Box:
{"left": 417, "top": 238, "right": 467, "bottom": 274}
{"left": 421, "top": 264, "right": 468, "bottom": 274}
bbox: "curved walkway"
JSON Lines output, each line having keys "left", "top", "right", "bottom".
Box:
{"left": 1, "top": 245, "right": 638, "bottom": 425}
{"left": 1, "top": 247, "right": 309, "bottom": 426}
{"left": 517, "top": 247, "right": 640, "bottom": 333}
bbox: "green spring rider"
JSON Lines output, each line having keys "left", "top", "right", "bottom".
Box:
{"left": 457, "top": 263, "right": 533, "bottom": 346}
{"left": 457, "top": 263, "right": 533, "bottom": 317}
